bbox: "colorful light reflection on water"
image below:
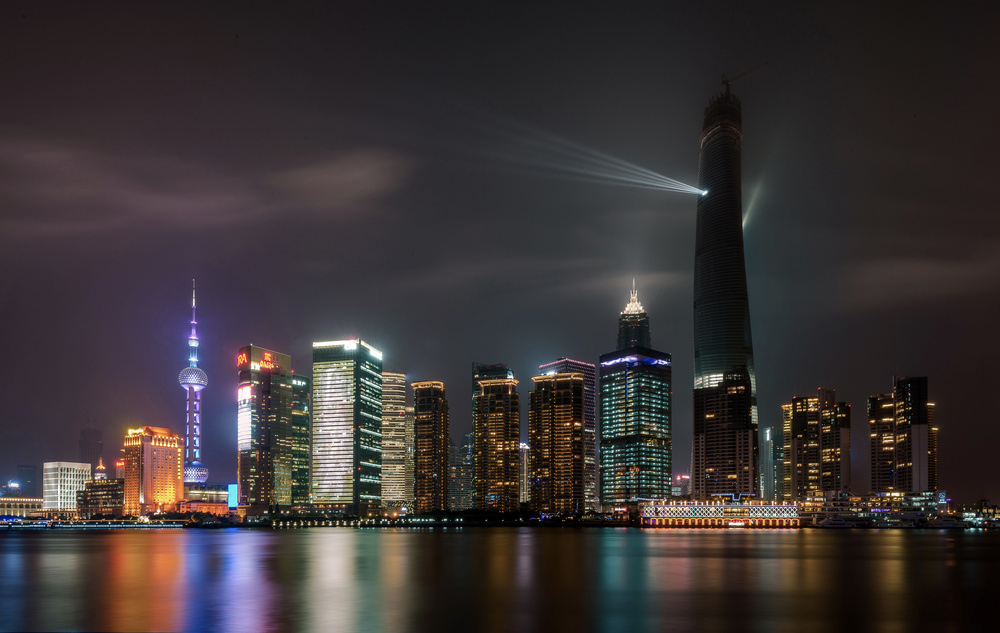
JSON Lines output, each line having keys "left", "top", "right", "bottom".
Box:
{"left": 0, "top": 528, "right": 995, "bottom": 632}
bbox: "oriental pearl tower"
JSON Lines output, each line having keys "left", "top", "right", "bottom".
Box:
{"left": 179, "top": 279, "right": 209, "bottom": 483}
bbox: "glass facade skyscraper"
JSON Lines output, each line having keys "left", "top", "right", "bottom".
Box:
{"left": 599, "top": 285, "right": 672, "bottom": 511}
{"left": 693, "top": 87, "right": 757, "bottom": 423}
{"left": 236, "top": 346, "right": 294, "bottom": 512}
{"left": 381, "top": 372, "right": 413, "bottom": 510}
{"left": 449, "top": 432, "right": 474, "bottom": 511}
{"left": 692, "top": 368, "right": 756, "bottom": 500}
{"left": 311, "top": 339, "right": 383, "bottom": 516}
{"left": 290, "top": 374, "right": 311, "bottom": 505}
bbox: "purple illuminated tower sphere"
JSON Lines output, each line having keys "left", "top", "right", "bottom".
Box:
{"left": 179, "top": 279, "right": 209, "bottom": 483}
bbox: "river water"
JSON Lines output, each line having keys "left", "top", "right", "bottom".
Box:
{"left": 0, "top": 527, "right": 995, "bottom": 632}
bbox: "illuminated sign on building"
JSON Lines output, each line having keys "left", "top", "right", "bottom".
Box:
{"left": 237, "top": 383, "right": 252, "bottom": 452}
{"left": 228, "top": 484, "right": 239, "bottom": 508}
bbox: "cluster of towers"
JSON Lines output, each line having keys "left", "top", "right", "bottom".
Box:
{"left": 175, "top": 87, "right": 939, "bottom": 518}
{"left": 18, "top": 87, "right": 941, "bottom": 521}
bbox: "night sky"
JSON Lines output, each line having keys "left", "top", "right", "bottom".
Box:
{"left": 2, "top": 3, "right": 998, "bottom": 503}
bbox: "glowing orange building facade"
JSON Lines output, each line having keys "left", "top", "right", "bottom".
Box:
{"left": 123, "top": 426, "right": 184, "bottom": 516}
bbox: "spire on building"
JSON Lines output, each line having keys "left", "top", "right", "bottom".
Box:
{"left": 622, "top": 278, "right": 645, "bottom": 315}
{"left": 188, "top": 279, "right": 199, "bottom": 368}
{"left": 617, "top": 280, "right": 651, "bottom": 350}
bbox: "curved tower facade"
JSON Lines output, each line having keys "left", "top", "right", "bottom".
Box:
{"left": 179, "top": 280, "right": 209, "bottom": 484}
{"left": 694, "top": 86, "right": 756, "bottom": 420}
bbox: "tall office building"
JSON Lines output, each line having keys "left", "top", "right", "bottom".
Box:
{"left": 412, "top": 381, "right": 449, "bottom": 514}
{"left": 237, "top": 346, "right": 294, "bottom": 512}
{"left": 760, "top": 426, "right": 775, "bottom": 501}
{"left": 179, "top": 280, "right": 209, "bottom": 484}
{"left": 928, "top": 403, "right": 939, "bottom": 491}
{"left": 290, "top": 374, "right": 312, "bottom": 505}
{"left": 449, "top": 432, "right": 474, "bottom": 511}
{"left": 599, "top": 285, "right": 672, "bottom": 511}
{"left": 474, "top": 378, "right": 520, "bottom": 512}
{"left": 869, "top": 376, "right": 936, "bottom": 494}
{"left": 42, "top": 462, "right": 90, "bottom": 512}
{"left": 518, "top": 442, "right": 530, "bottom": 506}
{"left": 76, "top": 477, "right": 124, "bottom": 519}
{"left": 893, "top": 376, "right": 931, "bottom": 493}
{"left": 692, "top": 368, "right": 756, "bottom": 500}
{"left": 538, "top": 358, "right": 597, "bottom": 511}
{"left": 821, "top": 399, "right": 851, "bottom": 493}
{"left": 529, "top": 372, "right": 585, "bottom": 515}
{"left": 312, "top": 339, "right": 383, "bottom": 516}
{"left": 693, "top": 85, "right": 758, "bottom": 425}
{"left": 78, "top": 428, "right": 104, "bottom": 480}
{"left": 382, "top": 372, "right": 414, "bottom": 510}
{"left": 122, "top": 427, "right": 183, "bottom": 516}
{"left": 868, "top": 393, "right": 895, "bottom": 493}
{"left": 780, "top": 389, "right": 850, "bottom": 501}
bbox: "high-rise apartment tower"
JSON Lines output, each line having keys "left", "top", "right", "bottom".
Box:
{"left": 412, "top": 381, "right": 449, "bottom": 514}
{"left": 538, "top": 358, "right": 597, "bottom": 511}
{"left": 529, "top": 372, "right": 586, "bottom": 515}
{"left": 780, "top": 389, "right": 851, "bottom": 501}
{"left": 869, "top": 376, "right": 937, "bottom": 494}
{"left": 474, "top": 378, "right": 520, "bottom": 512}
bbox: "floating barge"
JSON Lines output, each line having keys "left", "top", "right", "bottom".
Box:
{"left": 640, "top": 501, "right": 800, "bottom": 528}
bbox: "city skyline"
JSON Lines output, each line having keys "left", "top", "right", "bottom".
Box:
{"left": 1, "top": 4, "right": 998, "bottom": 504}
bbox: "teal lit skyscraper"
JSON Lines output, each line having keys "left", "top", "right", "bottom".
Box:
{"left": 311, "top": 339, "right": 383, "bottom": 516}
{"left": 599, "top": 285, "right": 672, "bottom": 511}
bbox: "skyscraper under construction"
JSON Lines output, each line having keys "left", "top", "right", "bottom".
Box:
{"left": 692, "top": 84, "right": 759, "bottom": 498}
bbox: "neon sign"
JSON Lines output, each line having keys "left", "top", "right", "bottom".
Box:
{"left": 236, "top": 352, "right": 249, "bottom": 367}
{"left": 258, "top": 351, "right": 275, "bottom": 369}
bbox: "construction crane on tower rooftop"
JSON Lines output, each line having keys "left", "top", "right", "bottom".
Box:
{"left": 722, "top": 63, "right": 768, "bottom": 92}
